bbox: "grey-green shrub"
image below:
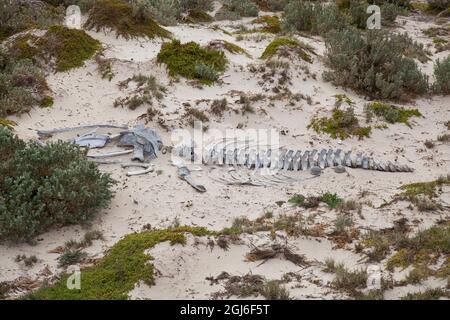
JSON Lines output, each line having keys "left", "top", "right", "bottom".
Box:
{"left": 0, "top": 128, "right": 115, "bottom": 242}
{"left": 42, "top": 0, "right": 96, "bottom": 12}
{"left": 253, "top": 0, "right": 288, "bottom": 11}
{"left": 283, "top": 1, "right": 349, "bottom": 35}
{"left": 215, "top": 0, "right": 259, "bottom": 20}
{"left": 0, "top": 0, "right": 63, "bottom": 40}
{"left": 130, "top": 0, "right": 180, "bottom": 26}
{"left": 323, "top": 28, "right": 428, "bottom": 100}
{"left": 427, "top": 0, "right": 450, "bottom": 11}
{"left": 0, "top": 49, "right": 51, "bottom": 117}
{"left": 433, "top": 55, "right": 450, "bottom": 94}
{"left": 180, "top": 0, "right": 214, "bottom": 11}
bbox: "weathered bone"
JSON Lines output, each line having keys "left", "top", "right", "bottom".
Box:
{"left": 176, "top": 145, "right": 414, "bottom": 173}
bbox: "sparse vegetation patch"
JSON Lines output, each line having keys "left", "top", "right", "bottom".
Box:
{"left": 365, "top": 102, "right": 422, "bottom": 127}
{"left": 308, "top": 107, "right": 372, "bottom": 140}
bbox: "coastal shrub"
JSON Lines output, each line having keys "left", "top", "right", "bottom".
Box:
{"left": 283, "top": 1, "right": 349, "bottom": 35}
{"left": 308, "top": 107, "right": 372, "bottom": 140}
{"left": 252, "top": 16, "right": 282, "bottom": 34}
{"left": 215, "top": 0, "right": 259, "bottom": 20}
{"left": 427, "top": 0, "right": 450, "bottom": 11}
{"left": 0, "top": 128, "right": 115, "bottom": 243}
{"left": 260, "top": 37, "right": 315, "bottom": 63}
{"left": 323, "top": 29, "right": 429, "bottom": 100}
{"left": 42, "top": 0, "right": 96, "bottom": 12}
{"left": 84, "top": 0, "right": 171, "bottom": 39}
{"left": 180, "top": 0, "right": 214, "bottom": 12}
{"left": 8, "top": 25, "right": 101, "bottom": 72}
{"left": 433, "top": 55, "right": 450, "bottom": 94}
{"left": 0, "top": 0, "right": 62, "bottom": 41}
{"left": 346, "top": 1, "right": 406, "bottom": 28}
{"left": 184, "top": 9, "right": 214, "bottom": 23}
{"left": 0, "top": 49, "right": 51, "bottom": 117}
{"left": 370, "top": 0, "right": 411, "bottom": 8}
{"left": 253, "top": 0, "right": 288, "bottom": 11}
{"left": 157, "top": 40, "right": 228, "bottom": 84}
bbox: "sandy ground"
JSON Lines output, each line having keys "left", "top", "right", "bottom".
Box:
{"left": 0, "top": 5, "right": 449, "bottom": 299}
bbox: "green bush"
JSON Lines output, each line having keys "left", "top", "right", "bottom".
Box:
{"left": 0, "top": 49, "right": 51, "bottom": 117}
{"left": 253, "top": 0, "right": 288, "bottom": 11}
{"left": 84, "top": 0, "right": 172, "bottom": 39}
{"left": 131, "top": 0, "right": 181, "bottom": 26}
{"left": 308, "top": 107, "right": 372, "bottom": 140}
{"left": 0, "top": 128, "right": 115, "bottom": 243}
{"left": 260, "top": 37, "right": 315, "bottom": 63}
{"left": 364, "top": 101, "right": 422, "bottom": 126}
{"left": 433, "top": 55, "right": 450, "bottom": 94}
{"left": 157, "top": 40, "right": 228, "bottom": 85}
{"left": 215, "top": 0, "right": 259, "bottom": 20}
{"left": 42, "top": 0, "right": 96, "bottom": 12}
{"left": 26, "top": 226, "right": 212, "bottom": 299}
{"left": 323, "top": 28, "right": 429, "bottom": 100}
{"left": 0, "top": 0, "right": 63, "bottom": 41}
{"left": 427, "top": 0, "right": 450, "bottom": 11}
{"left": 8, "top": 25, "right": 101, "bottom": 72}
{"left": 180, "top": 0, "right": 214, "bottom": 11}
{"left": 283, "top": 1, "right": 349, "bottom": 35}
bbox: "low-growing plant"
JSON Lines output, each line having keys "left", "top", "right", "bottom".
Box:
{"left": 323, "top": 29, "right": 429, "bottom": 100}
{"left": 210, "top": 98, "right": 228, "bottom": 116}
{"left": 26, "top": 227, "right": 212, "bottom": 299}
{"left": 308, "top": 107, "right": 372, "bottom": 140}
{"left": 334, "top": 214, "right": 354, "bottom": 235}
{"left": 386, "top": 222, "right": 449, "bottom": 275}
{"left": 84, "top": 0, "right": 171, "bottom": 39}
{"left": 157, "top": 40, "right": 228, "bottom": 85}
{"left": 0, "top": 0, "right": 63, "bottom": 41}
{"left": 433, "top": 55, "right": 450, "bottom": 94}
{"left": 9, "top": 25, "right": 101, "bottom": 72}
{"left": 321, "top": 192, "right": 343, "bottom": 209}
{"left": 58, "top": 248, "right": 87, "bottom": 268}
{"left": 261, "top": 37, "right": 315, "bottom": 63}
{"left": 332, "top": 263, "right": 368, "bottom": 296}
{"left": 401, "top": 287, "right": 448, "bottom": 300}
{"left": 364, "top": 102, "right": 422, "bottom": 127}
{"left": 184, "top": 9, "right": 214, "bottom": 23}
{"left": 114, "top": 74, "right": 166, "bottom": 109}
{"left": 15, "top": 254, "right": 38, "bottom": 267}
{"left": 261, "top": 280, "right": 291, "bottom": 300}
{"left": 0, "top": 128, "right": 115, "bottom": 243}
{"left": 95, "top": 52, "right": 115, "bottom": 81}
{"left": 252, "top": 16, "right": 282, "bottom": 34}
{"left": 185, "top": 107, "right": 210, "bottom": 122}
